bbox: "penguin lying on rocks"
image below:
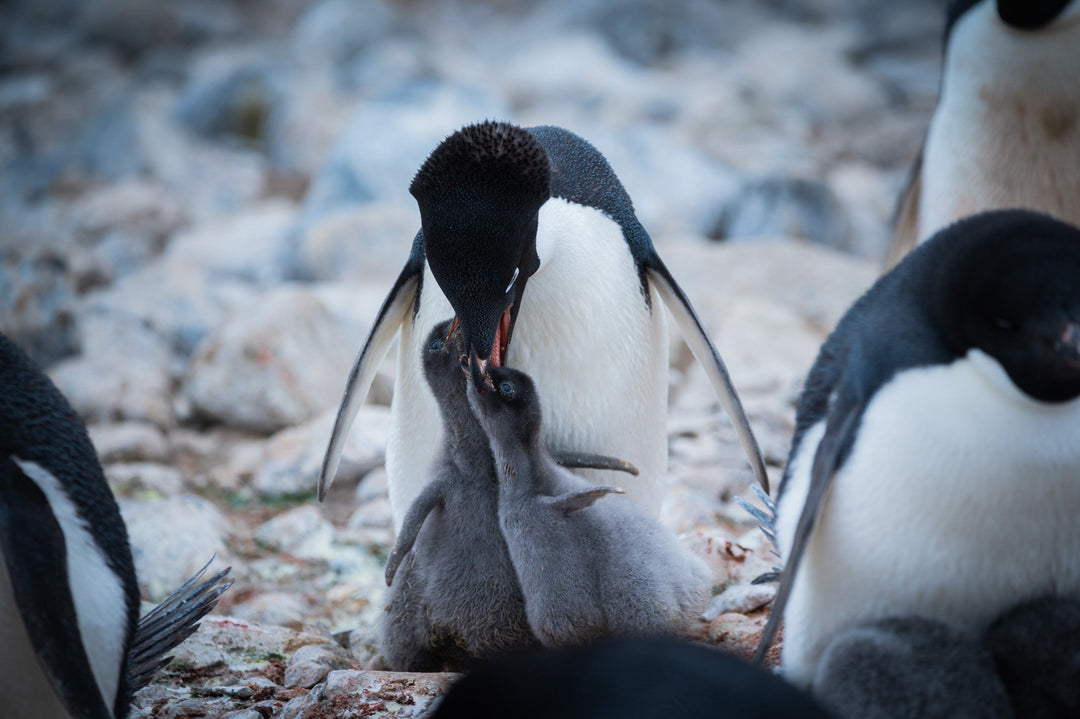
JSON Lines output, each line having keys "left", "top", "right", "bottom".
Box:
{"left": 755, "top": 211, "right": 1080, "bottom": 705}
{"left": 468, "top": 364, "right": 711, "bottom": 646}
{"left": 380, "top": 319, "right": 637, "bottom": 671}
{"left": 320, "top": 120, "right": 768, "bottom": 530}
{"left": 886, "top": 0, "right": 1080, "bottom": 267}
{"left": 432, "top": 636, "right": 835, "bottom": 719}
{"left": 0, "top": 332, "right": 233, "bottom": 719}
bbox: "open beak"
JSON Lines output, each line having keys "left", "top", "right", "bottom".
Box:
{"left": 466, "top": 306, "right": 513, "bottom": 389}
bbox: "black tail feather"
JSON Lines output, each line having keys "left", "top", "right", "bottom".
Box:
{"left": 127, "top": 557, "right": 234, "bottom": 692}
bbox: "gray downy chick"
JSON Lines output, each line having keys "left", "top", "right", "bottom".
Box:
{"left": 810, "top": 616, "right": 1013, "bottom": 719}
{"left": 378, "top": 319, "right": 536, "bottom": 671}
{"left": 467, "top": 364, "right": 711, "bottom": 647}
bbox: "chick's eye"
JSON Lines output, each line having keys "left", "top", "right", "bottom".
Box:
{"left": 994, "top": 317, "right": 1016, "bottom": 331}
{"left": 499, "top": 381, "right": 515, "bottom": 397}
{"left": 429, "top": 338, "right": 445, "bottom": 351}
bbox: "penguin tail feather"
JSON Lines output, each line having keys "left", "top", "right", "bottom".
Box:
{"left": 127, "top": 556, "right": 234, "bottom": 691}
{"left": 735, "top": 486, "right": 782, "bottom": 584}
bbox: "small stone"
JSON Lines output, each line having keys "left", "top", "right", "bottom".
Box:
{"left": 254, "top": 505, "right": 334, "bottom": 559}
{"left": 219, "top": 711, "right": 262, "bottom": 719}
{"left": 89, "top": 421, "right": 170, "bottom": 464}
{"left": 119, "top": 495, "right": 231, "bottom": 601}
{"left": 703, "top": 583, "right": 777, "bottom": 620}
{"left": 106, "top": 462, "right": 185, "bottom": 497}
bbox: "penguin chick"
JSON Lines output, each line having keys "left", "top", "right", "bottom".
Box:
{"left": 886, "top": 0, "right": 1080, "bottom": 267}
{"left": 758, "top": 210, "right": 1080, "bottom": 684}
{"left": 319, "top": 121, "right": 768, "bottom": 531}
{"left": 378, "top": 319, "right": 536, "bottom": 671}
{"left": 983, "top": 596, "right": 1080, "bottom": 718}
{"left": 433, "top": 636, "right": 835, "bottom": 719}
{"left": 0, "top": 332, "right": 232, "bottom": 719}
{"left": 467, "top": 364, "right": 711, "bottom": 647}
{"left": 811, "top": 616, "right": 1013, "bottom": 719}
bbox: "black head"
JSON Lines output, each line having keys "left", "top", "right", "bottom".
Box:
{"left": 467, "top": 364, "right": 543, "bottom": 444}
{"left": 421, "top": 318, "right": 469, "bottom": 407}
{"left": 947, "top": 0, "right": 1072, "bottom": 38}
{"left": 925, "top": 210, "right": 1080, "bottom": 403}
{"left": 410, "top": 121, "right": 551, "bottom": 386}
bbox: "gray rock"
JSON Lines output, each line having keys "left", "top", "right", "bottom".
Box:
{"left": 229, "top": 591, "right": 310, "bottom": 628}
{"left": 49, "top": 309, "right": 175, "bottom": 426}
{"left": 284, "top": 643, "right": 354, "bottom": 689}
{"left": 219, "top": 710, "right": 262, "bottom": 719}
{"left": 320, "top": 670, "right": 459, "bottom": 717}
{"left": 703, "top": 583, "right": 777, "bottom": 620}
{"left": 0, "top": 251, "right": 79, "bottom": 366}
{"left": 89, "top": 421, "right": 170, "bottom": 464}
{"left": 244, "top": 406, "right": 388, "bottom": 499}
{"left": 255, "top": 505, "right": 334, "bottom": 560}
{"left": 292, "top": 0, "right": 400, "bottom": 69}
{"left": 181, "top": 286, "right": 369, "bottom": 433}
{"left": 119, "top": 495, "right": 231, "bottom": 601}
{"left": 71, "top": 92, "right": 144, "bottom": 180}
{"left": 70, "top": 179, "right": 187, "bottom": 244}
{"left": 291, "top": 82, "right": 507, "bottom": 261}
{"left": 292, "top": 201, "right": 417, "bottom": 282}
{"left": 710, "top": 176, "right": 852, "bottom": 251}
{"left": 174, "top": 60, "right": 287, "bottom": 154}
{"left": 164, "top": 200, "right": 296, "bottom": 285}
{"left": 106, "top": 462, "right": 185, "bottom": 497}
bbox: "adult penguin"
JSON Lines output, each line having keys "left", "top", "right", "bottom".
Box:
{"left": 0, "top": 332, "right": 232, "bottom": 719}
{"left": 319, "top": 121, "right": 768, "bottom": 528}
{"left": 885, "top": 0, "right": 1080, "bottom": 268}
{"left": 755, "top": 210, "right": 1080, "bottom": 686}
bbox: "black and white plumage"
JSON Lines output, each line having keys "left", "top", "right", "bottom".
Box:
{"left": 319, "top": 121, "right": 768, "bottom": 529}
{"left": 432, "top": 636, "right": 835, "bottom": 719}
{"left": 810, "top": 617, "right": 1013, "bottom": 719}
{"left": 0, "top": 332, "right": 232, "bottom": 719}
{"left": 467, "top": 364, "right": 711, "bottom": 646}
{"left": 886, "top": 0, "right": 1080, "bottom": 267}
{"left": 757, "top": 211, "right": 1080, "bottom": 689}
{"left": 379, "top": 320, "right": 536, "bottom": 671}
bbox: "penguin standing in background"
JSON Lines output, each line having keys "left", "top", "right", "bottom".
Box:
{"left": 0, "top": 332, "right": 232, "bottom": 719}
{"left": 755, "top": 211, "right": 1080, "bottom": 700}
{"left": 886, "top": 0, "right": 1080, "bottom": 267}
{"left": 467, "top": 364, "right": 711, "bottom": 646}
{"left": 319, "top": 121, "right": 769, "bottom": 529}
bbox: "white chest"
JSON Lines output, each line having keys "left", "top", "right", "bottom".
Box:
{"left": 777, "top": 353, "right": 1080, "bottom": 684}
{"left": 386, "top": 198, "right": 669, "bottom": 529}
{"left": 919, "top": 1, "right": 1080, "bottom": 239}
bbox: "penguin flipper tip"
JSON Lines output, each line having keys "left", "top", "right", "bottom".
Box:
{"left": 548, "top": 485, "right": 624, "bottom": 513}
{"left": 645, "top": 265, "right": 770, "bottom": 494}
{"left": 318, "top": 271, "right": 420, "bottom": 502}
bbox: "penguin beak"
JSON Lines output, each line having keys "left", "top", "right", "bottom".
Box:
{"left": 470, "top": 347, "right": 491, "bottom": 390}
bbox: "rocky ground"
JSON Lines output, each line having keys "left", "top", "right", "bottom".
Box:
{"left": 2, "top": 0, "right": 942, "bottom": 715}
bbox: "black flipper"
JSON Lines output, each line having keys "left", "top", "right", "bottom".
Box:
{"left": 550, "top": 451, "right": 639, "bottom": 476}
{"left": 319, "top": 234, "right": 425, "bottom": 501}
{"left": 646, "top": 262, "right": 770, "bottom": 494}
{"left": 127, "top": 558, "right": 234, "bottom": 692}
{"left": 0, "top": 456, "right": 116, "bottom": 719}
{"left": 384, "top": 480, "right": 444, "bottom": 586}
{"left": 753, "top": 397, "right": 865, "bottom": 665}
{"left": 546, "top": 486, "right": 625, "bottom": 514}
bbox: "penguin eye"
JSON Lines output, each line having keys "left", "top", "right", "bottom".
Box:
{"left": 429, "top": 338, "right": 445, "bottom": 352}
{"left": 994, "top": 317, "right": 1016, "bottom": 332}
{"left": 498, "top": 381, "right": 515, "bottom": 399}
{"left": 505, "top": 267, "right": 519, "bottom": 294}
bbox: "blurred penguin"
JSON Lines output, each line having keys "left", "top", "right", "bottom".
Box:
{"left": 0, "top": 332, "right": 232, "bottom": 719}
{"left": 886, "top": 0, "right": 1080, "bottom": 267}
